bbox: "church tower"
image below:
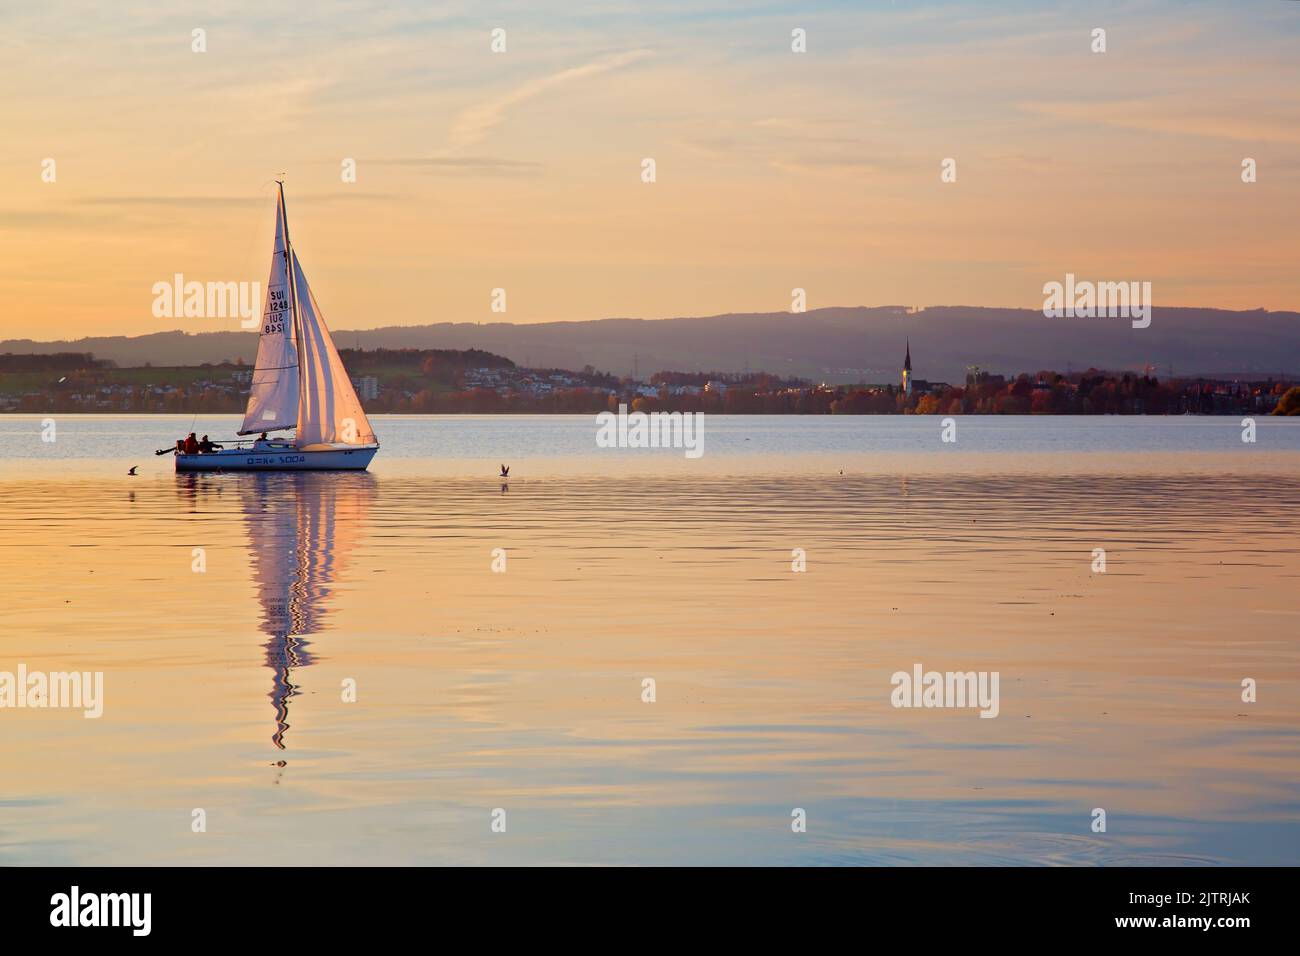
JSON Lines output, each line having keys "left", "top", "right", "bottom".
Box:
{"left": 902, "top": 338, "right": 913, "bottom": 397}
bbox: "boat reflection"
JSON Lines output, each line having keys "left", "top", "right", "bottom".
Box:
{"left": 177, "top": 472, "right": 374, "bottom": 752}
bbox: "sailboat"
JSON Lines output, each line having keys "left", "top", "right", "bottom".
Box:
{"left": 175, "top": 183, "right": 379, "bottom": 471}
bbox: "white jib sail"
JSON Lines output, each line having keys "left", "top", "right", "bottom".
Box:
{"left": 239, "top": 190, "right": 299, "bottom": 434}
{"left": 291, "top": 250, "right": 376, "bottom": 447}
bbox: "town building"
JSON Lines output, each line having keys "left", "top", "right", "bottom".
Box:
{"left": 352, "top": 375, "right": 380, "bottom": 401}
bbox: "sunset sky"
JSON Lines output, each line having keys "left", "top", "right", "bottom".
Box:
{"left": 1, "top": 0, "right": 1298, "bottom": 341}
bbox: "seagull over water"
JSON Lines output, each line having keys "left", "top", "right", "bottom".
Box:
{"left": 127, "top": 466, "right": 139, "bottom": 476}
{"left": 499, "top": 464, "right": 509, "bottom": 478}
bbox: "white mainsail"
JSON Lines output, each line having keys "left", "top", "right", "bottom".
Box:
{"left": 239, "top": 188, "right": 299, "bottom": 434}
{"left": 291, "top": 250, "right": 376, "bottom": 447}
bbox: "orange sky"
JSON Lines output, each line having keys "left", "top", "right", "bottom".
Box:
{"left": 1, "top": 0, "right": 1297, "bottom": 341}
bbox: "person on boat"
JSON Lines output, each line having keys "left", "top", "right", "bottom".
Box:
{"left": 175, "top": 439, "right": 185, "bottom": 454}
{"left": 254, "top": 431, "right": 293, "bottom": 450}
{"left": 198, "top": 435, "right": 223, "bottom": 453}
{"left": 183, "top": 433, "right": 199, "bottom": 455}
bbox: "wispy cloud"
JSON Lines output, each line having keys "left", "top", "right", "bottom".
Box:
{"left": 1018, "top": 98, "right": 1300, "bottom": 145}
{"left": 368, "top": 156, "right": 543, "bottom": 174}
{"left": 76, "top": 193, "right": 406, "bottom": 207}
{"left": 77, "top": 196, "right": 267, "bottom": 207}
{"left": 448, "top": 49, "right": 653, "bottom": 149}
{"left": 680, "top": 116, "right": 888, "bottom": 175}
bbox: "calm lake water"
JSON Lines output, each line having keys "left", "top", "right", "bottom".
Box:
{"left": 1, "top": 415, "right": 1298, "bottom": 865}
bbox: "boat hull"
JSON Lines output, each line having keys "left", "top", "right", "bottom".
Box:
{"left": 175, "top": 445, "right": 378, "bottom": 472}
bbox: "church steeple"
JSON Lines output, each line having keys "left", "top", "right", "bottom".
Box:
{"left": 902, "top": 338, "right": 913, "bottom": 396}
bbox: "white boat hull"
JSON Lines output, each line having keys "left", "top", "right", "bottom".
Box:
{"left": 175, "top": 445, "right": 378, "bottom": 472}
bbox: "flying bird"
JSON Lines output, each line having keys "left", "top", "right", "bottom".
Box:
{"left": 499, "top": 464, "right": 509, "bottom": 478}
{"left": 127, "top": 466, "right": 139, "bottom": 476}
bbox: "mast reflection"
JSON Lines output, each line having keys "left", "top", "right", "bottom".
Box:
{"left": 177, "top": 471, "right": 374, "bottom": 752}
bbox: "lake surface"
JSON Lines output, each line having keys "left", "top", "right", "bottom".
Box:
{"left": 1, "top": 415, "right": 1298, "bottom": 865}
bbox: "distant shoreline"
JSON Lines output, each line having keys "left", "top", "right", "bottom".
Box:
{"left": 4, "top": 349, "right": 1296, "bottom": 416}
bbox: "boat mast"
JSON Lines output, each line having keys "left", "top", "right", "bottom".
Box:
{"left": 277, "top": 181, "right": 305, "bottom": 436}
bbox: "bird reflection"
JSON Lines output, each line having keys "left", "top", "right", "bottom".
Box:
{"left": 177, "top": 472, "right": 374, "bottom": 755}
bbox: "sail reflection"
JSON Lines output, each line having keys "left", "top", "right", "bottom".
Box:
{"left": 241, "top": 473, "right": 373, "bottom": 750}
{"left": 177, "top": 472, "right": 374, "bottom": 752}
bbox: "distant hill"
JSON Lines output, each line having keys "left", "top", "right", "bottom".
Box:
{"left": 2, "top": 306, "right": 1296, "bottom": 382}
